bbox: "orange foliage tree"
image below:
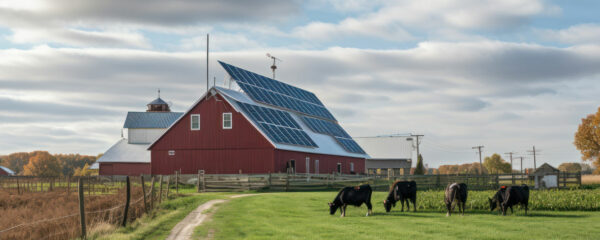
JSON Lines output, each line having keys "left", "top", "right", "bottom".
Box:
{"left": 23, "top": 151, "right": 62, "bottom": 177}
{"left": 574, "top": 107, "right": 600, "bottom": 173}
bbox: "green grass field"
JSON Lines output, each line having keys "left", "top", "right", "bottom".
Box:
{"left": 195, "top": 192, "right": 600, "bottom": 239}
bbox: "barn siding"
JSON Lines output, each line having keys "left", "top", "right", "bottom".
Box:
{"left": 150, "top": 93, "right": 276, "bottom": 174}
{"left": 99, "top": 163, "right": 151, "bottom": 176}
{"left": 274, "top": 149, "right": 365, "bottom": 174}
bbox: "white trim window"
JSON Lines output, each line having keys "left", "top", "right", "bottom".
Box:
{"left": 191, "top": 114, "right": 200, "bottom": 130}
{"left": 350, "top": 162, "right": 355, "bottom": 172}
{"left": 305, "top": 157, "right": 310, "bottom": 174}
{"left": 168, "top": 150, "right": 175, "bottom": 156}
{"left": 223, "top": 112, "right": 232, "bottom": 129}
{"left": 315, "top": 160, "right": 319, "bottom": 175}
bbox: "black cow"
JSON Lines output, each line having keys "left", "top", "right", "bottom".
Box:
{"left": 489, "top": 185, "right": 529, "bottom": 216}
{"left": 328, "top": 184, "right": 373, "bottom": 217}
{"left": 383, "top": 180, "right": 417, "bottom": 212}
{"left": 444, "top": 183, "right": 467, "bottom": 216}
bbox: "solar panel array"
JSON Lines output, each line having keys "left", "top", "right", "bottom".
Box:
{"left": 219, "top": 61, "right": 336, "bottom": 121}
{"left": 302, "top": 116, "right": 365, "bottom": 154}
{"left": 236, "top": 101, "right": 317, "bottom": 148}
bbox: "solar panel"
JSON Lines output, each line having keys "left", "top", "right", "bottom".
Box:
{"left": 220, "top": 61, "right": 335, "bottom": 121}
{"left": 301, "top": 116, "right": 365, "bottom": 154}
{"left": 236, "top": 101, "right": 317, "bottom": 148}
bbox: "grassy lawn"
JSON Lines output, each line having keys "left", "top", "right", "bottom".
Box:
{"left": 195, "top": 192, "right": 600, "bottom": 239}
{"left": 92, "top": 192, "right": 230, "bottom": 240}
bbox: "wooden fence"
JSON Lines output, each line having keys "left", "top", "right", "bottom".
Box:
{"left": 182, "top": 172, "right": 582, "bottom": 192}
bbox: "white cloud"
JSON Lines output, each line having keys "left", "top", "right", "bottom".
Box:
{"left": 537, "top": 24, "right": 600, "bottom": 44}
{"left": 294, "top": 0, "right": 559, "bottom": 42}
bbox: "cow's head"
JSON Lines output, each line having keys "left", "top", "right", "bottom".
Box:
{"left": 383, "top": 200, "right": 393, "bottom": 212}
{"left": 328, "top": 202, "right": 339, "bottom": 215}
{"left": 488, "top": 197, "right": 497, "bottom": 211}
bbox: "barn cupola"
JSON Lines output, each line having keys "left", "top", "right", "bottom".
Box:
{"left": 147, "top": 89, "right": 171, "bottom": 112}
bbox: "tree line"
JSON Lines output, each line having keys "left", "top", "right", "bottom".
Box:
{"left": 0, "top": 151, "right": 100, "bottom": 177}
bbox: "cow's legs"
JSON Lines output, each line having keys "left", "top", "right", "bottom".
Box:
{"left": 412, "top": 198, "right": 417, "bottom": 212}
{"left": 460, "top": 201, "right": 465, "bottom": 216}
{"left": 341, "top": 204, "right": 347, "bottom": 217}
{"left": 501, "top": 203, "right": 507, "bottom": 216}
{"left": 406, "top": 199, "right": 410, "bottom": 212}
{"left": 401, "top": 199, "right": 405, "bottom": 212}
{"left": 366, "top": 200, "right": 373, "bottom": 216}
{"left": 446, "top": 202, "right": 452, "bottom": 217}
{"left": 525, "top": 203, "right": 528, "bottom": 215}
{"left": 510, "top": 206, "right": 514, "bottom": 214}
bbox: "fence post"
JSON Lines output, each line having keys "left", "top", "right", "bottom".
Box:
{"left": 78, "top": 178, "right": 86, "bottom": 239}
{"left": 122, "top": 176, "right": 131, "bottom": 227}
{"left": 577, "top": 172, "right": 582, "bottom": 187}
{"left": 166, "top": 176, "right": 171, "bottom": 199}
{"left": 67, "top": 176, "right": 71, "bottom": 195}
{"left": 150, "top": 176, "right": 155, "bottom": 210}
{"left": 141, "top": 175, "right": 148, "bottom": 214}
{"left": 268, "top": 172, "right": 272, "bottom": 189}
{"left": 563, "top": 172, "right": 567, "bottom": 188}
{"left": 202, "top": 171, "right": 206, "bottom": 192}
{"left": 175, "top": 171, "right": 179, "bottom": 194}
{"left": 286, "top": 172, "right": 290, "bottom": 192}
{"left": 436, "top": 174, "right": 440, "bottom": 189}
{"left": 197, "top": 170, "right": 201, "bottom": 193}
{"left": 159, "top": 175, "right": 164, "bottom": 203}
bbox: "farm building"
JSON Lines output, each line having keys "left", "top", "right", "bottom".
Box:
{"left": 530, "top": 163, "right": 560, "bottom": 189}
{"left": 354, "top": 135, "right": 414, "bottom": 175}
{"left": 0, "top": 166, "right": 15, "bottom": 176}
{"left": 148, "top": 61, "right": 368, "bottom": 175}
{"left": 93, "top": 92, "right": 183, "bottom": 175}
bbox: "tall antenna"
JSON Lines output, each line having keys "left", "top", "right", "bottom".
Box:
{"left": 266, "top": 53, "right": 281, "bottom": 79}
{"left": 206, "top": 34, "right": 209, "bottom": 94}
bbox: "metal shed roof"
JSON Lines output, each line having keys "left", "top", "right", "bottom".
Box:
{"left": 96, "top": 139, "right": 150, "bottom": 163}
{"left": 123, "top": 112, "right": 183, "bottom": 129}
{"left": 0, "top": 166, "right": 15, "bottom": 175}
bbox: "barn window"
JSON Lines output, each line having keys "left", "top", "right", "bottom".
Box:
{"left": 168, "top": 150, "right": 175, "bottom": 156}
{"left": 223, "top": 112, "right": 232, "bottom": 129}
{"left": 305, "top": 157, "right": 310, "bottom": 174}
{"left": 191, "top": 114, "right": 200, "bottom": 130}
{"left": 337, "top": 163, "right": 342, "bottom": 174}
{"left": 315, "top": 160, "right": 319, "bottom": 175}
{"left": 350, "top": 162, "right": 355, "bottom": 173}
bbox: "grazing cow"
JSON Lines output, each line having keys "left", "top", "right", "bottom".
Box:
{"left": 383, "top": 180, "right": 417, "bottom": 212}
{"left": 328, "top": 184, "right": 373, "bottom": 217}
{"left": 444, "top": 183, "right": 467, "bottom": 216}
{"left": 490, "top": 185, "right": 529, "bottom": 216}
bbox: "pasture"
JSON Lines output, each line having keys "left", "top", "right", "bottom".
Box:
{"left": 195, "top": 191, "right": 600, "bottom": 239}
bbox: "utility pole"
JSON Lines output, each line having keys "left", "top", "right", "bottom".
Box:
{"left": 504, "top": 152, "right": 516, "bottom": 172}
{"left": 520, "top": 157, "right": 524, "bottom": 175}
{"left": 472, "top": 146, "right": 484, "bottom": 175}
{"left": 527, "top": 146, "right": 540, "bottom": 170}
{"left": 410, "top": 134, "right": 424, "bottom": 169}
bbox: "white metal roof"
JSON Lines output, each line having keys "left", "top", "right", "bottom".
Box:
{"left": 354, "top": 136, "right": 414, "bottom": 160}
{"left": 0, "top": 166, "right": 15, "bottom": 175}
{"left": 216, "top": 86, "right": 369, "bottom": 159}
{"left": 96, "top": 139, "right": 150, "bottom": 163}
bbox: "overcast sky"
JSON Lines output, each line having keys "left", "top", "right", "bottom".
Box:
{"left": 1, "top": 0, "right": 599, "bottom": 168}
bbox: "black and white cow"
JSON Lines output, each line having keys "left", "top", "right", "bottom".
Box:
{"left": 328, "top": 184, "right": 373, "bottom": 217}
{"left": 445, "top": 183, "right": 468, "bottom": 216}
{"left": 383, "top": 180, "right": 417, "bottom": 212}
{"left": 489, "top": 185, "right": 529, "bottom": 216}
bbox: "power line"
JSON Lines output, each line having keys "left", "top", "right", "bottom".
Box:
{"left": 526, "top": 146, "right": 541, "bottom": 170}
{"left": 504, "top": 152, "right": 517, "bottom": 171}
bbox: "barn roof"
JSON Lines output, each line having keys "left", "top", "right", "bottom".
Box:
{"left": 96, "top": 139, "right": 150, "bottom": 163}
{"left": 215, "top": 61, "right": 368, "bottom": 158}
{"left": 123, "top": 112, "right": 183, "bottom": 129}
{"left": 148, "top": 97, "right": 168, "bottom": 105}
{"left": 0, "top": 166, "right": 14, "bottom": 175}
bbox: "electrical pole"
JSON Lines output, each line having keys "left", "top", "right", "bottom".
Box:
{"left": 527, "top": 146, "right": 540, "bottom": 171}
{"left": 504, "top": 152, "right": 516, "bottom": 172}
{"left": 520, "top": 157, "right": 524, "bottom": 175}
{"left": 472, "top": 146, "right": 484, "bottom": 175}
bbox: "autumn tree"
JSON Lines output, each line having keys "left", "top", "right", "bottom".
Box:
{"left": 0, "top": 152, "right": 31, "bottom": 175}
{"left": 483, "top": 153, "right": 512, "bottom": 174}
{"left": 558, "top": 162, "right": 582, "bottom": 173}
{"left": 74, "top": 163, "right": 97, "bottom": 176}
{"left": 414, "top": 154, "right": 425, "bottom": 175}
{"left": 23, "top": 151, "right": 61, "bottom": 177}
{"left": 574, "top": 107, "right": 600, "bottom": 168}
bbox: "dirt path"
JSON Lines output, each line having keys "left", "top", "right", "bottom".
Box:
{"left": 165, "top": 194, "right": 259, "bottom": 240}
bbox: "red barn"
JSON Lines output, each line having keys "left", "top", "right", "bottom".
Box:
{"left": 149, "top": 62, "right": 368, "bottom": 175}
{"left": 0, "top": 166, "right": 15, "bottom": 176}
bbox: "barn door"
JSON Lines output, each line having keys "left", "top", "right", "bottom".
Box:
{"left": 287, "top": 160, "right": 296, "bottom": 174}
{"left": 305, "top": 157, "right": 310, "bottom": 174}
{"left": 337, "top": 163, "right": 342, "bottom": 174}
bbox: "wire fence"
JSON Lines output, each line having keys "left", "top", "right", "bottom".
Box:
{"left": 0, "top": 175, "right": 178, "bottom": 240}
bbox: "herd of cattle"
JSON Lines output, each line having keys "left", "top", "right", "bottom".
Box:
{"left": 328, "top": 180, "right": 530, "bottom": 217}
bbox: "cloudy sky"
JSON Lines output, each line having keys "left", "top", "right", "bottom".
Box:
{"left": 1, "top": 0, "right": 599, "bottom": 168}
